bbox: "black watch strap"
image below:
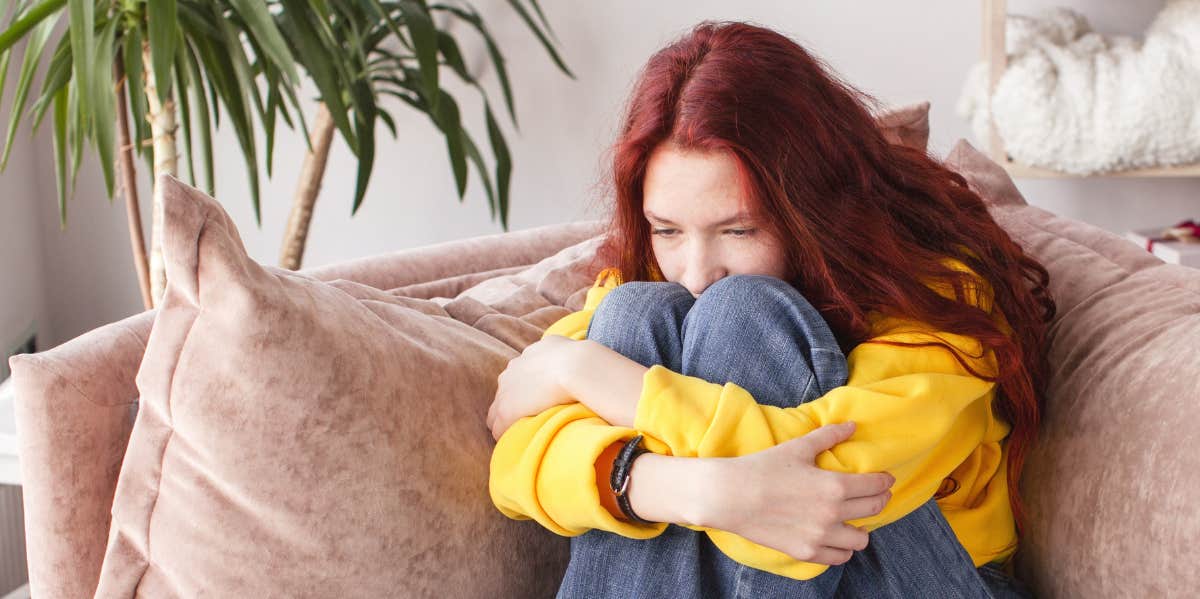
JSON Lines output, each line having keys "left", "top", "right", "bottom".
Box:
{"left": 609, "top": 434, "right": 654, "bottom": 524}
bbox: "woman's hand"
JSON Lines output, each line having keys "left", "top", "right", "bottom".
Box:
{"left": 700, "top": 421, "right": 895, "bottom": 566}
{"left": 487, "top": 338, "right": 649, "bottom": 440}
{"left": 487, "top": 335, "right": 580, "bottom": 441}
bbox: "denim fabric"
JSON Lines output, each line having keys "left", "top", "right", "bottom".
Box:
{"left": 557, "top": 274, "right": 1030, "bottom": 599}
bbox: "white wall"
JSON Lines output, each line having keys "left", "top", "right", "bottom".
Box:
{"left": 5, "top": 0, "right": 1198, "bottom": 349}
{"left": 0, "top": 41, "right": 52, "bottom": 372}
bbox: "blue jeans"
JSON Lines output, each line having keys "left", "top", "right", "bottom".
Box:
{"left": 558, "top": 274, "right": 1033, "bottom": 599}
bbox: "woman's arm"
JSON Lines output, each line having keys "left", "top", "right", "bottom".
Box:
{"left": 520, "top": 325, "right": 1002, "bottom": 579}
{"left": 488, "top": 401, "right": 890, "bottom": 573}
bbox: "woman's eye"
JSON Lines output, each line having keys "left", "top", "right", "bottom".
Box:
{"left": 651, "top": 228, "right": 677, "bottom": 237}
{"left": 725, "top": 228, "right": 754, "bottom": 238}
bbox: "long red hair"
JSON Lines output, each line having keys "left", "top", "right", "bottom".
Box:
{"left": 588, "top": 21, "right": 1056, "bottom": 537}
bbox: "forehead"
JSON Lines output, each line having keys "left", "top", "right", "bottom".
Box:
{"left": 642, "top": 145, "right": 755, "bottom": 224}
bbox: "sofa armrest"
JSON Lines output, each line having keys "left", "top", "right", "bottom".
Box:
{"left": 8, "top": 309, "right": 154, "bottom": 599}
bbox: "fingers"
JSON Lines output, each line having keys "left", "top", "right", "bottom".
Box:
{"left": 794, "top": 421, "right": 857, "bottom": 460}
{"left": 840, "top": 471, "right": 896, "bottom": 499}
{"left": 824, "top": 523, "right": 870, "bottom": 553}
{"left": 807, "top": 546, "right": 854, "bottom": 566}
{"left": 839, "top": 490, "right": 892, "bottom": 521}
{"left": 488, "top": 406, "right": 510, "bottom": 442}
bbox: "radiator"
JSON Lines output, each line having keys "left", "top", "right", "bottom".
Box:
{"left": 0, "top": 485, "right": 26, "bottom": 595}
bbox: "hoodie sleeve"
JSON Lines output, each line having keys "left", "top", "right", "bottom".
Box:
{"left": 489, "top": 268, "right": 671, "bottom": 538}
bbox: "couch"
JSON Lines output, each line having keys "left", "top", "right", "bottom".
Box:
{"left": 10, "top": 139, "right": 1200, "bottom": 598}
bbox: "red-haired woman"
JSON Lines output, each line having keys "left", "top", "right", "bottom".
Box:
{"left": 487, "top": 21, "right": 1052, "bottom": 598}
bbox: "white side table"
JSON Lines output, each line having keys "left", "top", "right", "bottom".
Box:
{"left": 0, "top": 378, "right": 19, "bottom": 486}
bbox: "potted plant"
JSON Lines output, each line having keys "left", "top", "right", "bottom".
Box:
{"left": 0, "top": 0, "right": 571, "bottom": 308}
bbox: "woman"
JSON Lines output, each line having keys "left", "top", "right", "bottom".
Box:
{"left": 486, "top": 21, "right": 1053, "bottom": 598}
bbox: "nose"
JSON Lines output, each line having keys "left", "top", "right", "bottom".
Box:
{"left": 679, "top": 244, "right": 725, "bottom": 298}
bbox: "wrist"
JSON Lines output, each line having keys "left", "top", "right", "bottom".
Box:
{"left": 626, "top": 453, "right": 726, "bottom": 528}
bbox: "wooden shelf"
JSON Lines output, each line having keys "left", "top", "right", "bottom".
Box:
{"left": 982, "top": 0, "right": 1200, "bottom": 179}
{"left": 1000, "top": 159, "right": 1200, "bottom": 179}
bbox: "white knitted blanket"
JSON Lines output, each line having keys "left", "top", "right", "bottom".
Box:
{"left": 956, "top": 0, "right": 1200, "bottom": 174}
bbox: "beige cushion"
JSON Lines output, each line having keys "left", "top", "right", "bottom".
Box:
{"left": 94, "top": 174, "right": 593, "bottom": 596}
{"left": 946, "top": 139, "right": 1200, "bottom": 597}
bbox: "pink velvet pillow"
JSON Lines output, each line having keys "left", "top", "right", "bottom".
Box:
{"left": 94, "top": 175, "right": 592, "bottom": 596}
{"left": 944, "top": 138, "right": 1027, "bottom": 206}
{"left": 875, "top": 100, "right": 931, "bottom": 151}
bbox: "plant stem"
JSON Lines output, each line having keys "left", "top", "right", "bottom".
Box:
{"left": 143, "top": 39, "right": 178, "bottom": 307}
{"left": 279, "top": 102, "right": 335, "bottom": 271}
{"left": 114, "top": 54, "right": 153, "bottom": 310}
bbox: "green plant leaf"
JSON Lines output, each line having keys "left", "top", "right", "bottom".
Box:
{"left": 349, "top": 77, "right": 376, "bottom": 215}
{"left": 395, "top": 0, "right": 439, "bottom": 112}
{"left": 525, "top": 0, "right": 556, "bottom": 43}
{"left": 376, "top": 106, "right": 395, "bottom": 138}
{"left": 27, "top": 31, "right": 69, "bottom": 134}
{"left": 0, "top": 48, "right": 11, "bottom": 124}
{"left": 0, "top": 9, "right": 53, "bottom": 170}
{"left": 434, "top": 29, "right": 471, "bottom": 84}
{"left": 277, "top": 3, "right": 357, "bottom": 154}
{"left": 122, "top": 25, "right": 148, "bottom": 160}
{"left": 429, "top": 2, "right": 516, "bottom": 127}
{"left": 176, "top": 2, "right": 221, "bottom": 40}
{"left": 275, "top": 66, "right": 310, "bottom": 153}
{"left": 378, "top": 71, "right": 469, "bottom": 201}
{"left": 263, "top": 84, "right": 277, "bottom": 178}
{"left": 484, "top": 100, "right": 511, "bottom": 230}
{"left": 432, "top": 86, "right": 466, "bottom": 198}
{"left": 91, "top": 15, "right": 118, "bottom": 198}
{"left": 67, "top": 66, "right": 81, "bottom": 195}
{"left": 0, "top": 0, "right": 65, "bottom": 54}
{"left": 66, "top": 0, "right": 93, "bottom": 128}
{"left": 175, "top": 3, "right": 220, "bottom": 129}
{"left": 216, "top": 11, "right": 267, "bottom": 141}
{"left": 2, "top": 0, "right": 31, "bottom": 102}
{"left": 228, "top": 0, "right": 297, "bottom": 84}
{"left": 460, "top": 125, "right": 496, "bottom": 221}
{"left": 147, "top": 0, "right": 176, "bottom": 104}
{"left": 193, "top": 31, "right": 261, "bottom": 224}
{"left": 173, "top": 45, "right": 194, "bottom": 187}
{"left": 240, "top": 33, "right": 280, "bottom": 178}
{"left": 51, "top": 80, "right": 67, "bottom": 227}
{"left": 504, "top": 0, "right": 571, "bottom": 79}
{"left": 182, "top": 40, "right": 213, "bottom": 194}
{"left": 273, "top": 84, "right": 294, "bottom": 129}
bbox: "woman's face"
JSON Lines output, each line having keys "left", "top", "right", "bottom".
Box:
{"left": 643, "top": 145, "right": 789, "bottom": 298}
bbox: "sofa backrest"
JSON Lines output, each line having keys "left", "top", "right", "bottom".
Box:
{"left": 948, "top": 139, "right": 1200, "bottom": 598}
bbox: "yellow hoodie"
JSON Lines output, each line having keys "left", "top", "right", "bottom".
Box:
{"left": 489, "top": 266, "right": 1018, "bottom": 581}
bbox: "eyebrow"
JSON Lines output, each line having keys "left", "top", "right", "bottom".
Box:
{"left": 644, "top": 210, "right": 754, "bottom": 227}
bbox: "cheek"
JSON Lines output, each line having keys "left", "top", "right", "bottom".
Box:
{"left": 649, "top": 239, "right": 677, "bottom": 275}
{"left": 747, "top": 238, "right": 790, "bottom": 277}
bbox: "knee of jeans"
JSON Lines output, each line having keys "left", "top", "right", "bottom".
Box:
{"left": 586, "top": 281, "right": 692, "bottom": 341}
{"left": 693, "top": 274, "right": 813, "bottom": 316}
